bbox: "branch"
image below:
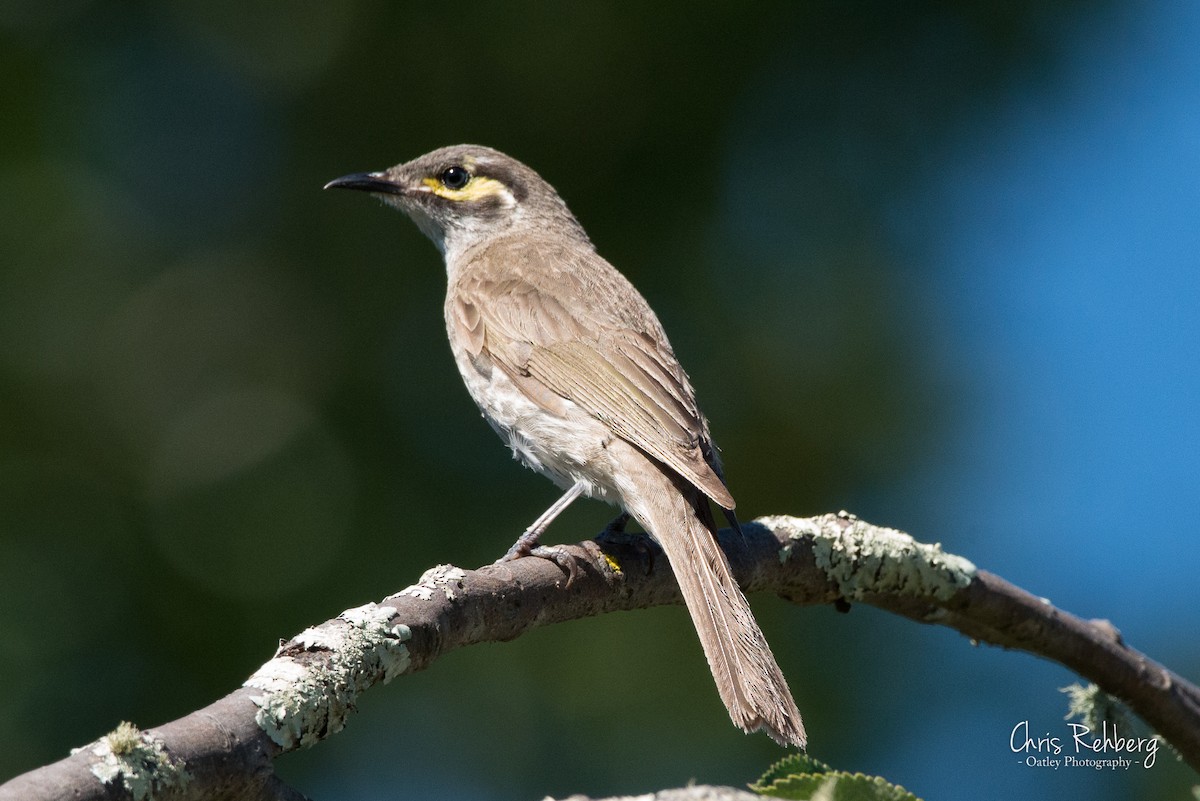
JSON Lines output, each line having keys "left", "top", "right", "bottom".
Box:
{"left": 3, "top": 513, "right": 1196, "bottom": 800}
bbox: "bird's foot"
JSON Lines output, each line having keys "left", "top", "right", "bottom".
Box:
{"left": 495, "top": 529, "right": 583, "bottom": 587}
{"left": 528, "top": 545, "right": 583, "bottom": 587}
{"left": 593, "top": 513, "right": 656, "bottom": 575}
{"left": 495, "top": 527, "right": 543, "bottom": 564}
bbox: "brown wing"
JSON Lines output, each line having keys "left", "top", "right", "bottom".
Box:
{"left": 449, "top": 247, "right": 734, "bottom": 509}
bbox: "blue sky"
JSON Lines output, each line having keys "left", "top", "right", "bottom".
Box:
{"left": 908, "top": 1, "right": 1199, "bottom": 634}
{"left": 885, "top": 4, "right": 1198, "bottom": 796}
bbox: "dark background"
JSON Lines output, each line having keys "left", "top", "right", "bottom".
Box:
{"left": 2, "top": 2, "right": 1197, "bottom": 799}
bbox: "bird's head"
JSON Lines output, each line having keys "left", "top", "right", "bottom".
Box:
{"left": 325, "top": 145, "right": 588, "bottom": 258}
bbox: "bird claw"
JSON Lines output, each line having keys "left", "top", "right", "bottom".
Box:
{"left": 529, "top": 544, "right": 583, "bottom": 587}
{"left": 495, "top": 531, "right": 583, "bottom": 587}
{"left": 593, "top": 515, "right": 656, "bottom": 576}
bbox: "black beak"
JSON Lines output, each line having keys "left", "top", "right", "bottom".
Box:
{"left": 323, "top": 172, "right": 406, "bottom": 194}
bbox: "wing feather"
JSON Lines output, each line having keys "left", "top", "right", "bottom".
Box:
{"left": 450, "top": 244, "right": 734, "bottom": 509}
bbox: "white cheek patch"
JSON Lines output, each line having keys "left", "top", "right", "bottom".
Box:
{"left": 491, "top": 184, "right": 517, "bottom": 208}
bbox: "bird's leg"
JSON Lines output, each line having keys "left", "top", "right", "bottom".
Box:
{"left": 496, "top": 480, "right": 586, "bottom": 564}
{"left": 602, "top": 512, "right": 631, "bottom": 535}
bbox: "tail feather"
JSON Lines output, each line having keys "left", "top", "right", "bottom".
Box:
{"left": 627, "top": 467, "right": 806, "bottom": 748}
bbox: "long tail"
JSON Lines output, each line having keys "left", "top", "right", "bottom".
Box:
{"left": 621, "top": 456, "right": 806, "bottom": 748}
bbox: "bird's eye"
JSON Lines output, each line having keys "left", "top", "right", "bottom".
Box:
{"left": 440, "top": 166, "right": 471, "bottom": 189}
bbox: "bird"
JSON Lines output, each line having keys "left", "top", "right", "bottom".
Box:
{"left": 325, "top": 145, "right": 805, "bottom": 748}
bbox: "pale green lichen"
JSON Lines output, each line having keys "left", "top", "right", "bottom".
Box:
{"left": 70, "top": 721, "right": 190, "bottom": 800}
{"left": 1061, "top": 682, "right": 1166, "bottom": 768}
{"left": 243, "top": 602, "right": 411, "bottom": 749}
{"left": 1062, "top": 682, "right": 1131, "bottom": 731}
{"left": 399, "top": 564, "right": 466, "bottom": 601}
{"left": 765, "top": 512, "right": 976, "bottom": 602}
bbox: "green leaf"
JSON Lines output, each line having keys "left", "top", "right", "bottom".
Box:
{"left": 751, "top": 755, "right": 922, "bottom": 801}
{"left": 753, "top": 753, "right": 834, "bottom": 789}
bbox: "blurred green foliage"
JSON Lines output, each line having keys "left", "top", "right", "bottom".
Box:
{"left": 6, "top": 2, "right": 1182, "bottom": 800}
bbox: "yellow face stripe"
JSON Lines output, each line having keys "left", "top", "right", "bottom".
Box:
{"left": 422, "top": 175, "right": 513, "bottom": 203}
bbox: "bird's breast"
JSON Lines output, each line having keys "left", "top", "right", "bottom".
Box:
{"left": 446, "top": 328, "right": 623, "bottom": 507}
